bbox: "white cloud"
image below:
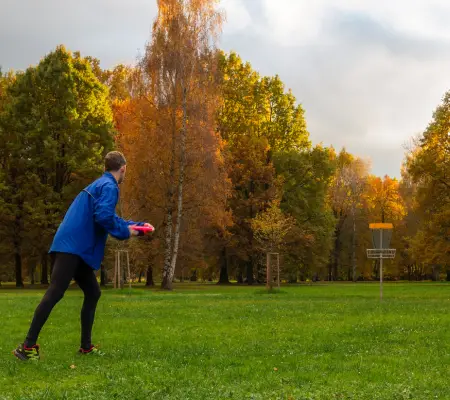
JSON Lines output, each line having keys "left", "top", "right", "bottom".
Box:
{"left": 221, "top": 0, "right": 253, "bottom": 34}
{"left": 261, "top": 0, "right": 327, "bottom": 45}
{"left": 219, "top": 0, "right": 450, "bottom": 176}
{"left": 2, "top": 0, "right": 450, "bottom": 176}
{"left": 260, "top": 0, "right": 450, "bottom": 46}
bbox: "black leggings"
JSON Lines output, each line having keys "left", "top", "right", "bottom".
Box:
{"left": 25, "top": 253, "right": 101, "bottom": 349}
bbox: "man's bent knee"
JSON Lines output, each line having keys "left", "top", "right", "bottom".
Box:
{"left": 42, "top": 286, "right": 66, "bottom": 304}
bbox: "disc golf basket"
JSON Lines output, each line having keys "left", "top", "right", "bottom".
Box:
{"left": 367, "top": 223, "right": 396, "bottom": 300}
{"left": 114, "top": 250, "right": 131, "bottom": 290}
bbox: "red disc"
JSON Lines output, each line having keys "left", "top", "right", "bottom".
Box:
{"left": 132, "top": 226, "right": 154, "bottom": 233}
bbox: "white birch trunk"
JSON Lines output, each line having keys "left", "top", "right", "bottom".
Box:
{"left": 167, "top": 86, "right": 188, "bottom": 287}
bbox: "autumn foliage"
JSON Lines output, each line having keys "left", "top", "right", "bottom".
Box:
{"left": 0, "top": 0, "right": 449, "bottom": 286}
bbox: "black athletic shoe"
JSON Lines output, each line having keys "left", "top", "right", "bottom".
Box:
{"left": 78, "top": 345, "right": 105, "bottom": 356}
{"left": 13, "top": 343, "right": 40, "bottom": 361}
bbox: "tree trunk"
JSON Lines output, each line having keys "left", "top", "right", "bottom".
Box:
{"left": 161, "top": 110, "right": 177, "bottom": 290}
{"left": 217, "top": 247, "right": 230, "bottom": 284}
{"left": 162, "top": 201, "right": 175, "bottom": 289}
{"left": 266, "top": 252, "right": 272, "bottom": 290}
{"left": 447, "top": 270, "right": 450, "bottom": 282}
{"left": 432, "top": 265, "right": 440, "bottom": 281}
{"left": 13, "top": 233, "right": 23, "bottom": 288}
{"left": 190, "top": 269, "right": 197, "bottom": 281}
{"left": 246, "top": 256, "right": 254, "bottom": 285}
{"left": 246, "top": 175, "right": 256, "bottom": 285}
{"left": 256, "top": 253, "right": 265, "bottom": 284}
{"left": 100, "top": 264, "right": 107, "bottom": 287}
{"left": 332, "top": 234, "right": 340, "bottom": 281}
{"left": 15, "top": 250, "right": 23, "bottom": 288}
{"left": 138, "top": 271, "right": 143, "bottom": 283}
{"left": 41, "top": 253, "right": 49, "bottom": 285}
{"left": 49, "top": 253, "right": 55, "bottom": 282}
{"left": 169, "top": 86, "right": 188, "bottom": 286}
{"left": 163, "top": 86, "right": 188, "bottom": 290}
{"left": 146, "top": 265, "right": 154, "bottom": 287}
{"left": 373, "top": 259, "right": 379, "bottom": 280}
{"left": 237, "top": 267, "right": 243, "bottom": 284}
{"left": 30, "top": 263, "right": 35, "bottom": 286}
{"left": 351, "top": 214, "right": 357, "bottom": 282}
{"left": 13, "top": 204, "right": 24, "bottom": 287}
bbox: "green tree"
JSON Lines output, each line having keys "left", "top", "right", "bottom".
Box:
{"left": 0, "top": 46, "right": 114, "bottom": 286}
{"left": 218, "top": 52, "right": 309, "bottom": 153}
{"left": 217, "top": 52, "right": 310, "bottom": 284}
{"left": 226, "top": 135, "right": 279, "bottom": 284}
{"left": 274, "top": 145, "right": 336, "bottom": 281}
{"left": 84, "top": 55, "right": 140, "bottom": 103}
{"left": 252, "top": 201, "right": 294, "bottom": 288}
{"left": 252, "top": 201, "right": 293, "bottom": 252}
{"left": 340, "top": 159, "right": 370, "bottom": 281}
{"left": 406, "top": 91, "right": 450, "bottom": 275}
{"left": 327, "top": 149, "right": 354, "bottom": 280}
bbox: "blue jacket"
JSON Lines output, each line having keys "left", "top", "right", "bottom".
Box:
{"left": 50, "top": 172, "right": 143, "bottom": 270}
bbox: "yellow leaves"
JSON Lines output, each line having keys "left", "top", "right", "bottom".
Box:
{"left": 252, "top": 202, "right": 295, "bottom": 251}
{"left": 329, "top": 156, "right": 369, "bottom": 216}
{"left": 365, "top": 175, "right": 406, "bottom": 223}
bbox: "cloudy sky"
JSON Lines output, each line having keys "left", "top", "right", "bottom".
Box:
{"left": 1, "top": 0, "right": 450, "bottom": 177}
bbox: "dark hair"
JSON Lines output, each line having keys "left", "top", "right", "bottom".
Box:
{"left": 105, "top": 151, "right": 127, "bottom": 172}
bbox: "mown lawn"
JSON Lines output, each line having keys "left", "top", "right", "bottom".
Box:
{"left": 0, "top": 283, "right": 449, "bottom": 399}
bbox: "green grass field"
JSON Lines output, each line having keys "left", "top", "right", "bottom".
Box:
{"left": 1, "top": 283, "right": 449, "bottom": 400}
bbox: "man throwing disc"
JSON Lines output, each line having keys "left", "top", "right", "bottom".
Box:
{"left": 13, "top": 151, "right": 153, "bottom": 361}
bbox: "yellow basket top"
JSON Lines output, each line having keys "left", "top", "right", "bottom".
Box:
{"left": 369, "top": 223, "right": 393, "bottom": 230}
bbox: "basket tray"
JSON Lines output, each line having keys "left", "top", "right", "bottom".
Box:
{"left": 367, "top": 249, "right": 396, "bottom": 259}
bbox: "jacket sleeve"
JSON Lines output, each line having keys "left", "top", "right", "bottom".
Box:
{"left": 93, "top": 183, "right": 130, "bottom": 240}
{"left": 125, "top": 220, "right": 145, "bottom": 227}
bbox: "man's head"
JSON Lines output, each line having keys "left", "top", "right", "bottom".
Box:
{"left": 105, "top": 151, "right": 127, "bottom": 184}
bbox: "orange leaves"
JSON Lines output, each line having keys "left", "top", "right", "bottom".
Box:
{"left": 365, "top": 175, "right": 406, "bottom": 224}
{"left": 111, "top": 1, "right": 230, "bottom": 282}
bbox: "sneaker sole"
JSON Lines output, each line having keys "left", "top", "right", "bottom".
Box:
{"left": 13, "top": 349, "right": 39, "bottom": 361}
{"left": 13, "top": 350, "right": 28, "bottom": 361}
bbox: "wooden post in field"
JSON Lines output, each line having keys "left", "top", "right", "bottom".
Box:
{"left": 266, "top": 253, "right": 272, "bottom": 290}
{"left": 114, "top": 250, "right": 130, "bottom": 290}
{"left": 277, "top": 254, "right": 280, "bottom": 290}
{"left": 114, "top": 251, "right": 118, "bottom": 289}
{"left": 118, "top": 252, "right": 121, "bottom": 289}
{"left": 127, "top": 251, "right": 131, "bottom": 290}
